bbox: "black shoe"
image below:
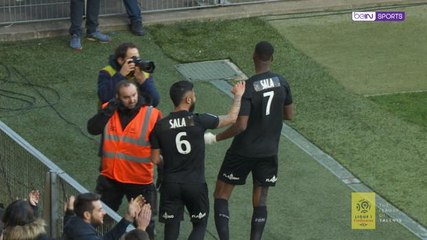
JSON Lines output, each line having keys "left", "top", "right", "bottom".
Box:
{"left": 130, "top": 21, "right": 145, "bottom": 36}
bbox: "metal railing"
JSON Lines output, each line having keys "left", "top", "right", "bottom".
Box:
{"left": 0, "top": 120, "right": 125, "bottom": 238}
{"left": 0, "top": 0, "right": 277, "bottom": 25}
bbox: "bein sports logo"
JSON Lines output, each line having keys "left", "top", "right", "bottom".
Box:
{"left": 352, "top": 12, "right": 376, "bottom": 21}
{"left": 352, "top": 11, "right": 405, "bottom": 22}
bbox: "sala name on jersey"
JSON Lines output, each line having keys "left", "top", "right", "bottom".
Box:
{"left": 253, "top": 76, "right": 281, "bottom": 92}
{"left": 169, "top": 118, "right": 186, "bottom": 129}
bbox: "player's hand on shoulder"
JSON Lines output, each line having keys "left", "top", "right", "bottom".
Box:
{"left": 204, "top": 132, "right": 217, "bottom": 145}
{"left": 231, "top": 81, "right": 246, "bottom": 97}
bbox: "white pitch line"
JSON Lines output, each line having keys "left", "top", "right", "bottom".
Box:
{"left": 364, "top": 89, "right": 427, "bottom": 97}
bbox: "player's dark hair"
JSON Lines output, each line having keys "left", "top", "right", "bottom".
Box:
{"left": 74, "top": 193, "right": 101, "bottom": 218}
{"left": 169, "top": 80, "right": 194, "bottom": 107}
{"left": 114, "top": 42, "right": 138, "bottom": 62}
{"left": 254, "top": 41, "right": 274, "bottom": 61}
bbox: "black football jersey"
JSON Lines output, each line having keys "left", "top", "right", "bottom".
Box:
{"left": 229, "top": 71, "right": 292, "bottom": 157}
{"left": 150, "top": 110, "right": 219, "bottom": 183}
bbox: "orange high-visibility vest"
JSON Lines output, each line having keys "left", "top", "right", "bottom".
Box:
{"left": 101, "top": 103, "right": 161, "bottom": 184}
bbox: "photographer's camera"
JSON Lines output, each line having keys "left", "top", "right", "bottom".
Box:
{"left": 131, "top": 56, "right": 155, "bottom": 73}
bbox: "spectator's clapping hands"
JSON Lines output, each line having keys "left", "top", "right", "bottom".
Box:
{"left": 136, "top": 203, "right": 152, "bottom": 231}
{"left": 125, "top": 195, "right": 145, "bottom": 222}
{"left": 64, "top": 195, "right": 75, "bottom": 211}
{"left": 28, "top": 190, "right": 40, "bottom": 207}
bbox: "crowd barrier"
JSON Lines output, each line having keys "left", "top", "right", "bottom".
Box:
{"left": 0, "top": 0, "right": 276, "bottom": 24}
{"left": 0, "top": 120, "right": 126, "bottom": 238}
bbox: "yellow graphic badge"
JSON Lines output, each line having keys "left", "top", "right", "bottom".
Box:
{"left": 351, "top": 192, "right": 376, "bottom": 229}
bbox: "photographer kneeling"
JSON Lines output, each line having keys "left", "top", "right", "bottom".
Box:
{"left": 97, "top": 42, "right": 160, "bottom": 108}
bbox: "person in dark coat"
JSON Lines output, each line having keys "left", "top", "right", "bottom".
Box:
{"left": 63, "top": 192, "right": 144, "bottom": 240}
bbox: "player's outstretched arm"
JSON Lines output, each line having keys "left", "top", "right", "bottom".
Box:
{"left": 216, "top": 115, "right": 248, "bottom": 142}
{"left": 216, "top": 81, "right": 245, "bottom": 129}
{"left": 205, "top": 115, "right": 249, "bottom": 144}
{"left": 204, "top": 81, "right": 246, "bottom": 145}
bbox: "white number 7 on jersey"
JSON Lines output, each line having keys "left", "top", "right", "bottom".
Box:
{"left": 263, "top": 91, "right": 274, "bottom": 116}
{"left": 176, "top": 132, "right": 191, "bottom": 154}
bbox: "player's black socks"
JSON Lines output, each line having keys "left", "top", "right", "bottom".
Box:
{"left": 164, "top": 221, "right": 180, "bottom": 240}
{"left": 250, "top": 206, "right": 267, "bottom": 240}
{"left": 189, "top": 218, "right": 208, "bottom": 240}
{"left": 214, "top": 198, "right": 230, "bottom": 240}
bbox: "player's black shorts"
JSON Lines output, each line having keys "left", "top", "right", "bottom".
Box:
{"left": 159, "top": 182, "right": 209, "bottom": 223}
{"left": 217, "top": 150, "right": 278, "bottom": 186}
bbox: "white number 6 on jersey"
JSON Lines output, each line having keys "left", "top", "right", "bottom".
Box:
{"left": 176, "top": 132, "right": 191, "bottom": 154}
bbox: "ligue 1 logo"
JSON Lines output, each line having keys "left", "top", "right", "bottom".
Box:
{"left": 352, "top": 11, "right": 405, "bottom": 22}
{"left": 356, "top": 199, "right": 371, "bottom": 213}
{"left": 351, "top": 192, "right": 376, "bottom": 229}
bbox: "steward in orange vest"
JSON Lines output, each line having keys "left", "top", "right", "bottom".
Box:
{"left": 87, "top": 81, "right": 161, "bottom": 239}
{"left": 101, "top": 101, "right": 159, "bottom": 184}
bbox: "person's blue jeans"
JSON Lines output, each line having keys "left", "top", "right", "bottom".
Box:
{"left": 69, "top": 0, "right": 101, "bottom": 35}
{"left": 123, "top": 0, "right": 142, "bottom": 24}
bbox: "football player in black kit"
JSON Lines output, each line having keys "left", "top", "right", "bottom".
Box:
{"left": 205, "top": 41, "right": 294, "bottom": 240}
{"left": 149, "top": 80, "right": 245, "bottom": 240}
